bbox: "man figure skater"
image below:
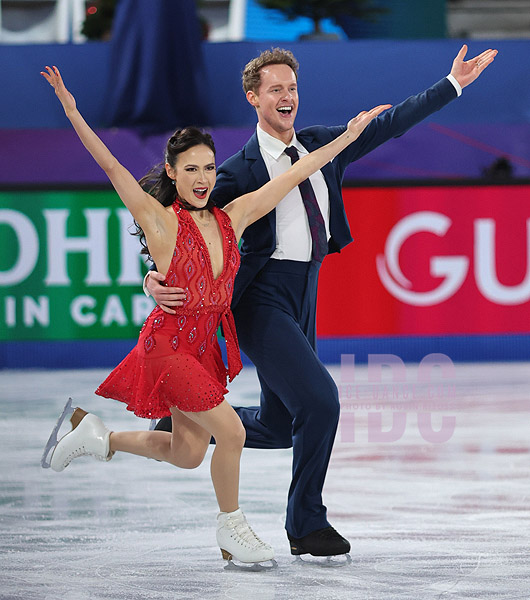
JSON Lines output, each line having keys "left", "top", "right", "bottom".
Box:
{"left": 147, "top": 45, "right": 497, "bottom": 557}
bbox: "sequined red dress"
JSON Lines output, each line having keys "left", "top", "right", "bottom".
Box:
{"left": 95, "top": 205, "right": 242, "bottom": 418}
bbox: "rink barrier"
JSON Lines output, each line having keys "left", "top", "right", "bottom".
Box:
{"left": 1, "top": 334, "right": 530, "bottom": 369}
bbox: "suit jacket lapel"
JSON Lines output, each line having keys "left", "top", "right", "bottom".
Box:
{"left": 243, "top": 132, "right": 276, "bottom": 236}
{"left": 244, "top": 132, "right": 269, "bottom": 184}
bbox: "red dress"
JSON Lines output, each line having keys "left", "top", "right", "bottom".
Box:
{"left": 95, "top": 204, "right": 242, "bottom": 418}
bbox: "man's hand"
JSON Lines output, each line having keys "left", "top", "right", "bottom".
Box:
{"left": 146, "top": 271, "right": 187, "bottom": 315}
{"left": 450, "top": 44, "right": 498, "bottom": 89}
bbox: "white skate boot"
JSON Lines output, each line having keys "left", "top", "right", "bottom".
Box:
{"left": 41, "top": 399, "right": 114, "bottom": 472}
{"left": 216, "top": 508, "right": 275, "bottom": 565}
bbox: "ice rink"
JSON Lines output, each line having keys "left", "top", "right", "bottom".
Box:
{"left": 1, "top": 361, "right": 529, "bottom": 599}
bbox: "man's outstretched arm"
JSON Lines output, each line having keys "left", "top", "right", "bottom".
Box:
{"left": 332, "top": 44, "right": 498, "bottom": 169}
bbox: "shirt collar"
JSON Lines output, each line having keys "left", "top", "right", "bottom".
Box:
{"left": 256, "top": 125, "right": 306, "bottom": 160}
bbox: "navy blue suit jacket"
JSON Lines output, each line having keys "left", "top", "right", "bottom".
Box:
{"left": 211, "top": 77, "right": 457, "bottom": 307}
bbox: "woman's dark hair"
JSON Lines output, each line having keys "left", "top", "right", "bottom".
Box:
{"left": 134, "top": 127, "right": 216, "bottom": 258}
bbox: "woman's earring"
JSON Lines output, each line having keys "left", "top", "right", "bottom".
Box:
{"left": 171, "top": 180, "right": 176, "bottom": 185}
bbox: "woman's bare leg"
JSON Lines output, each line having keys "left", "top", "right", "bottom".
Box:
{"left": 108, "top": 399, "right": 245, "bottom": 511}
{"left": 181, "top": 400, "right": 246, "bottom": 513}
{"left": 109, "top": 409, "right": 211, "bottom": 469}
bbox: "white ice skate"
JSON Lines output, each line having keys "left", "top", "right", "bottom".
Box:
{"left": 216, "top": 508, "right": 276, "bottom": 568}
{"left": 41, "top": 398, "right": 114, "bottom": 472}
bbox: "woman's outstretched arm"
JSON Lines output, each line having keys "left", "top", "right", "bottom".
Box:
{"left": 40, "top": 66, "right": 170, "bottom": 241}
{"left": 223, "top": 104, "right": 391, "bottom": 241}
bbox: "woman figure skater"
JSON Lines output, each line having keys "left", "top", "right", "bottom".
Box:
{"left": 40, "top": 65, "right": 389, "bottom": 565}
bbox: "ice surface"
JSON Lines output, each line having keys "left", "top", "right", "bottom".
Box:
{"left": 1, "top": 362, "right": 529, "bottom": 599}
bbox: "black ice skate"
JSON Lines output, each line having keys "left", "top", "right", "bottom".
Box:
{"left": 288, "top": 526, "right": 352, "bottom": 567}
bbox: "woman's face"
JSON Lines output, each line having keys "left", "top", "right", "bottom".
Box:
{"left": 166, "top": 144, "right": 216, "bottom": 208}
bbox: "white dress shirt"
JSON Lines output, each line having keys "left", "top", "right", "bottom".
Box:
{"left": 256, "top": 125, "right": 330, "bottom": 262}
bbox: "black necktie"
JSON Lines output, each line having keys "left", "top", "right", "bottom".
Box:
{"left": 284, "top": 146, "right": 328, "bottom": 262}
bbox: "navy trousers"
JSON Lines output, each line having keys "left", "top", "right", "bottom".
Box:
{"left": 232, "top": 259, "right": 340, "bottom": 539}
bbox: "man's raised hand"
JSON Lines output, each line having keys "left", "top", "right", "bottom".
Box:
{"left": 450, "top": 44, "right": 498, "bottom": 89}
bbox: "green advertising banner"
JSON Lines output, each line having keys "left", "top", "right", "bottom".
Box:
{"left": 1, "top": 190, "right": 155, "bottom": 341}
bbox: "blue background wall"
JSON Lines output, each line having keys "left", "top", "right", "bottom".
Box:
{"left": 2, "top": 39, "right": 529, "bottom": 185}
{"left": 2, "top": 39, "right": 528, "bottom": 130}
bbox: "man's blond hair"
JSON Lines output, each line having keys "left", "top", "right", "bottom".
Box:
{"left": 242, "top": 48, "right": 299, "bottom": 94}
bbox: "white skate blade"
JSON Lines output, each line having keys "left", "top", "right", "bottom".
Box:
{"left": 223, "top": 558, "right": 278, "bottom": 572}
{"left": 40, "top": 398, "right": 74, "bottom": 469}
{"left": 293, "top": 554, "right": 352, "bottom": 568}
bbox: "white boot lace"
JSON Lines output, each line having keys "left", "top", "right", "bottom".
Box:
{"left": 63, "top": 444, "right": 108, "bottom": 467}
{"left": 224, "top": 513, "right": 267, "bottom": 549}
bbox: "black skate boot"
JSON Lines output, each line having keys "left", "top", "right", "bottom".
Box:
{"left": 288, "top": 526, "right": 352, "bottom": 566}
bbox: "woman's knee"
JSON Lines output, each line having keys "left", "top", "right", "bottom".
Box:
{"left": 215, "top": 419, "right": 246, "bottom": 452}
{"left": 230, "top": 419, "right": 247, "bottom": 450}
{"left": 176, "top": 447, "right": 207, "bottom": 469}
{"left": 145, "top": 431, "right": 171, "bottom": 457}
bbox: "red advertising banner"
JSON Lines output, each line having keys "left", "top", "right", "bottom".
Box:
{"left": 318, "top": 185, "right": 530, "bottom": 337}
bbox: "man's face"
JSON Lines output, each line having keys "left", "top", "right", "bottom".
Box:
{"left": 247, "top": 63, "right": 299, "bottom": 142}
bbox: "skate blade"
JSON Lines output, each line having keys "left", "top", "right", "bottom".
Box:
{"left": 293, "top": 553, "right": 352, "bottom": 568}
{"left": 223, "top": 558, "right": 278, "bottom": 572}
{"left": 40, "top": 398, "right": 74, "bottom": 469}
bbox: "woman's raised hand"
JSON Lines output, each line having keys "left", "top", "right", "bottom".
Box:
{"left": 40, "top": 66, "right": 76, "bottom": 113}
{"left": 347, "top": 104, "right": 392, "bottom": 138}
